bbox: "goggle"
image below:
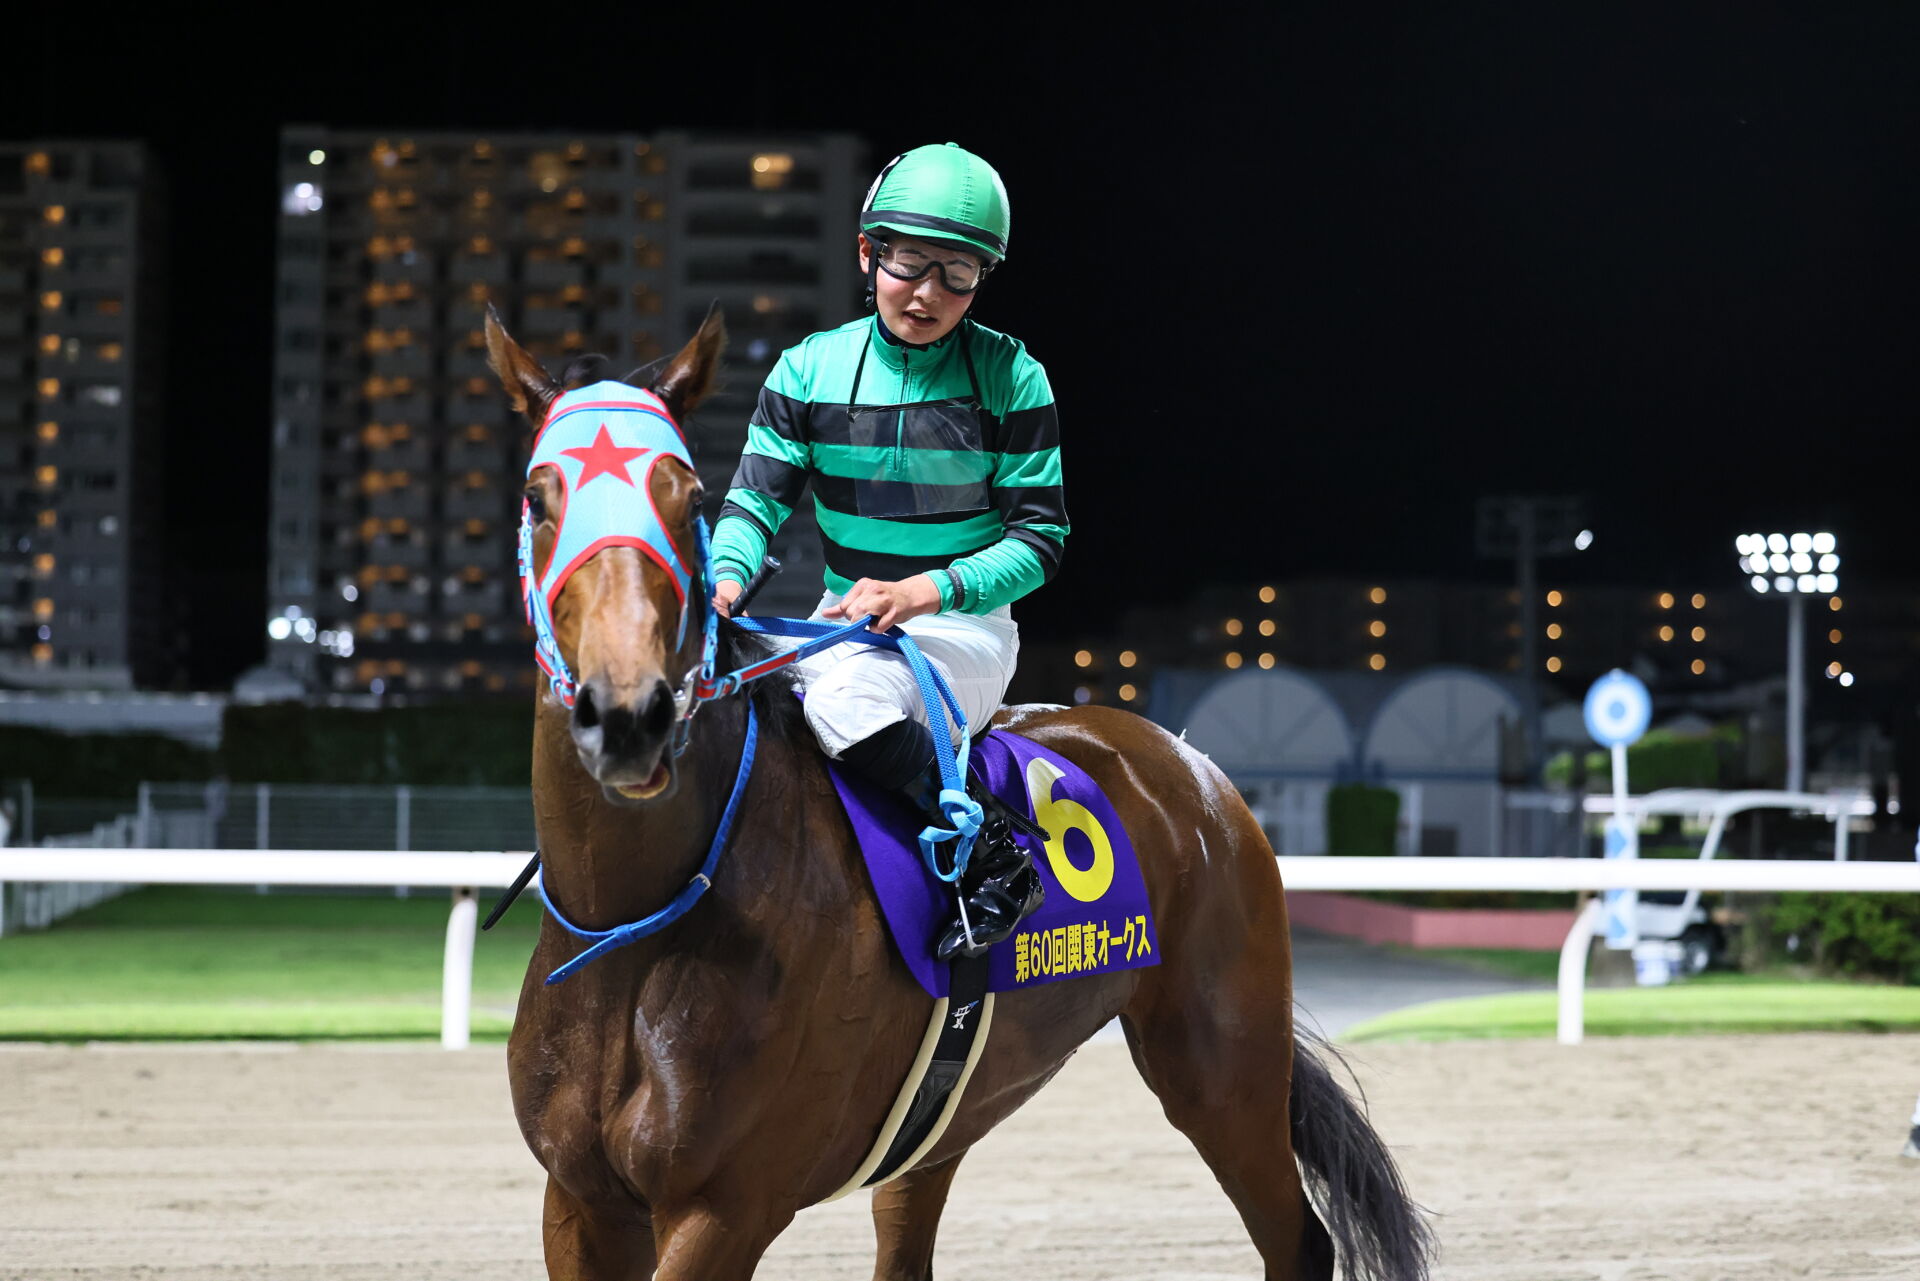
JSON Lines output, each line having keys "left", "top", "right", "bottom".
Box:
{"left": 874, "top": 239, "right": 992, "bottom": 295}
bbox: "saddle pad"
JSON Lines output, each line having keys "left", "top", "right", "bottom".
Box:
{"left": 826, "top": 728, "right": 1160, "bottom": 999}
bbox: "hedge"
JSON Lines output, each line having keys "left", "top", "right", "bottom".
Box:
{"left": 1325, "top": 782, "right": 1400, "bottom": 857}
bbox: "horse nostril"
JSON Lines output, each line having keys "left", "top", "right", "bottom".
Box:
{"left": 574, "top": 685, "right": 600, "bottom": 730}
{"left": 643, "top": 682, "right": 675, "bottom": 739}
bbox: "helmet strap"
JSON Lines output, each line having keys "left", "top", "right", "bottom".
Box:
{"left": 863, "top": 234, "right": 885, "bottom": 312}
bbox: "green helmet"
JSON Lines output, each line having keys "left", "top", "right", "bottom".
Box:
{"left": 859, "top": 142, "right": 1010, "bottom": 264}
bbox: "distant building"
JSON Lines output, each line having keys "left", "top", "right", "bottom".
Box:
{"left": 265, "top": 128, "right": 865, "bottom": 697}
{"left": 1069, "top": 575, "right": 1885, "bottom": 713}
{"left": 0, "top": 141, "right": 166, "bottom": 690}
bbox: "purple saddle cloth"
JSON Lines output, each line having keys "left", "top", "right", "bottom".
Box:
{"left": 825, "top": 728, "right": 1160, "bottom": 999}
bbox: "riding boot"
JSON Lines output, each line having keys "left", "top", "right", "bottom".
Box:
{"left": 932, "top": 798, "right": 1045, "bottom": 962}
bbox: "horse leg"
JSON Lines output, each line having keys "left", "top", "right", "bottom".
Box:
{"left": 541, "top": 1176, "right": 657, "bottom": 1281}
{"left": 1120, "top": 953, "right": 1334, "bottom": 1280}
{"left": 870, "top": 1153, "right": 967, "bottom": 1281}
{"left": 649, "top": 1199, "right": 793, "bottom": 1281}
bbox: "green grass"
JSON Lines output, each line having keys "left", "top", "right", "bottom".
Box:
{"left": 1397, "top": 946, "right": 1567, "bottom": 983}
{"left": 0, "top": 886, "right": 543, "bottom": 1041}
{"left": 1345, "top": 978, "right": 1920, "bottom": 1043}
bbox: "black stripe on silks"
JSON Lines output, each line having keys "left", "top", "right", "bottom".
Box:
{"left": 995, "top": 485, "right": 1067, "bottom": 533}
{"left": 989, "top": 403, "right": 1059, "bottom": 454}
{"left": 811, "top": 472, "right": 991, "bottom": 520}
{"left": 823, "top": 539, "right": 996, "bottom": 586}
{"left": 1004, "top": 527, "right": 1065, "bottom": 580}
{"left": 860, "top": 209, "right": 1006, "bottom": 256}
{"left": 731, "top": 452, "right": 810, "bottom": 509}
{"left": 716, "top": 502, "right": 773, "bottom": 541}
{"left": 757, "top": 386, "right": 810, "bottom": 443}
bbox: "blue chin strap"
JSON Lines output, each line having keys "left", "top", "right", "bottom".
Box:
{"left": 523, "top": 384, "right": 984, "bottom": 981}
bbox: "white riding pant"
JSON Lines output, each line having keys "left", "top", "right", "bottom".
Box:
{"left": 793, "top": 591, "right": 1020, "bottom": 759}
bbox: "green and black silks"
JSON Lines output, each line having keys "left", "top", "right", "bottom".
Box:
{"left": 711, "top": 316, "right": 1065, "bottom": 615}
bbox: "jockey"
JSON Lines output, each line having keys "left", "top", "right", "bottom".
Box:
{"left": 709, "top": 142, "right": 1066, "bottom": 960}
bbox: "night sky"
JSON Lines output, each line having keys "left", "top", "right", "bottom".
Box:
{"left": 10, "top": 8, "right": 1918, "bottom": 687}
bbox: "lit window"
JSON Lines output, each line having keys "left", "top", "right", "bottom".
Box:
{"left": 1657, "top": 592, "right": 1674, "bottom": 610}
{"left": 1259, "top": 619, "right": 1277, "bottom": 637}
{"left": 40, "top": 290, "right": 62, "bottom": 310}
{"left": 32, "top": 643, "right": 52, "bottom": 664}
{"left": 1074, "top": 649, "right": 1092, "bottom": 668}
{"left": 41, "top": 247, "right": 63, "bottom": 267}
{"left": 1258, "top": 586, "right": 1277, "bottom": 604}
{"left": 1368, "top": 619, "right": 1386, "bottom": 638}
{"left": 35, "top": 465, "right": 56, "bottom": 488}
{"left": 33, "top": 598, "right": 55, "bottom": 620}
{"left": 1118, "top": 650, "right": 1137, "bottom": 668}
{"left": 37, "top": 422, "right": 57, "bottom": 442}
{"left": 1257, "top": 653, "right": 1275, "bottom": 670}
{"left": 1546, "top": 590, "right": 1563, "bottom": 607}
{"left": 309, "top": 149, "right": 326, "bottom": 165}
{"left": 1224, "top": 618, "right": 1243, "bottom": 637}
{"left": 98, "top": 342, "right": 122, "bottom": 362}
{"left": 469, "top": 235, "right": 493, "bottom": 255}
{"left": 1829, "top": 597, "right": 1843, "bottom": 612}
{"left": 1545, "top": 622, "right": 1562, "bottom": 640}
{"left": 1691, "top": 659, "right": 1706, "bottom": 675}
{"left": 1073, "top": 686, "right": 1091, "bottom": 705}
{"left": 1658, "top": 625, "right": 1674, "bottom": 642}
{"left": 26, "top": 151, "right": 50, "bottom": 175}
{"left": 1118, "top": 683, "right": 1138, "bottom": 702}
{"left": 474, "top": 140, "right": 493, "bottom": 159}
{"left": 1369, "top": 586, "right": 1387, "bottom": 604}
{"left": 1829, "top": 629, "right": 1842, "bottom": 644}
{"left": 37, "top": 378, "right": 58, "bottom": 400}
{"left": 752, "top": 294, "right": 776, "bottom": 314}
{"left": 1691, "top": 626, "right": 1705, "bottom": 642}
{"left": 39, "top": 334, "right": 60, "bottom": 354}
{"left": 561, "top": 236, "right": 586, "bottom": 257}
{"left": 1545, "top": 656, "right": 1563, "bottom": 673}
{"left": 1827, "top": 661, "right": 1843, "bottom": 677}
{"left": 37, "top": 510, "right": 56, "bottom": 528}
{"left": 1691, "top": 593, "right": 1706, "bottom": 609}
{"left": 43, "top": 205, "right": 65, "bottom": 224}
{"left": 1224, "top": 652, "right": 1243, "bottom": 669}
{"left": 750, "top": 152, "right": 794, "bottom": 190}
{"left": 1368, "top": 653, "right": 1386, "bottom": 671}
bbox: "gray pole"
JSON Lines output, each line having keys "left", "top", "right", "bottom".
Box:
{"left": 1518, "top": 501, "right": 1540, "bottom": 781}
{"left": 1787, "top": 592, "right": 1806, "bottom": 793}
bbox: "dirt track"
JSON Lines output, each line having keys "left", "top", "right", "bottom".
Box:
{"left": 3, "top": 1033, "right": 1918, "bottom": 1279}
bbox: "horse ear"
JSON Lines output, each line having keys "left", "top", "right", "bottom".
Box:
{"left": 652, "top": 305, "right": 727, "bottom": 422}
{"left": 483, "top": 304, "right": 560, "bottom": 424}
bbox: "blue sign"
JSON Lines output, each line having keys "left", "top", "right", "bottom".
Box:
{"left": 1584, "top": 670, "right": 1652, "bottom": 748}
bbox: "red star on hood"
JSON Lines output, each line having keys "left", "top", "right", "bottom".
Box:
{"left": 561, "top": 423, "right": 651, "bottom": 488}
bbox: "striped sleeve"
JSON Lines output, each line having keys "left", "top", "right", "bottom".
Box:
{"left": 944, "top": 356, "right": 1067, "bottom": 613}
{"left": 711, "top": 350, "right": 811, "bottom": 586}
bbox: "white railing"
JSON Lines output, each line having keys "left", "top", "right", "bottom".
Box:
{"left": 4, "top": 848, "right": 1915, "bottom": 1050}
{"left": 0, "top": 849, "right": 527, "bottom": 1049}
{"left": 1275, "top": 856, "right": 1920, "bottom": 1044}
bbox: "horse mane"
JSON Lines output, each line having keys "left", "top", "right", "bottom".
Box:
{"left": 716, "top": 618, "right": 810, "bottom": 744}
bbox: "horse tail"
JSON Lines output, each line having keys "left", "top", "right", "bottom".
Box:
{"left": 1288, "top": 1024, "right": 1433, "bottom": 1281}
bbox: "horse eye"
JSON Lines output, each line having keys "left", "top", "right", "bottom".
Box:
{"left": 523, "top": 490, "right": 548, "bottom": 524}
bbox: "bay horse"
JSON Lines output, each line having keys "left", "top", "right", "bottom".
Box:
{"left": 487, "top": 308, "right": 1431, "bottom": 1281}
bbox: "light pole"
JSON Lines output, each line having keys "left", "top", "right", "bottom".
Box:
{"left": 1477, "top": 496, "right": 1590, "bottom": 781}
{"left": 1735, "top": 531, "right": 1839, "bottom": 794}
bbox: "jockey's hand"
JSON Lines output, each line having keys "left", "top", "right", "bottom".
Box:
{"left": 823, "top": 575, "right": 943, "bottom": 632}
{"left": 712, "top": 579, "right": 743, "bottom": 619}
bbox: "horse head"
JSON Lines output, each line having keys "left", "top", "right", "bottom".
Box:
{"left": 485, "top": 305, "right": 727, "bottom": 805}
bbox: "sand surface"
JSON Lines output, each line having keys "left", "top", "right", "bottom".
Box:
{"left": 2, "top": 1033, "right": 1918, "bottom": 1279}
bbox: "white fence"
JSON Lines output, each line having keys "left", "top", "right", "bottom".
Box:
{"left": 0, "top": 813, "right": 140, "bottom": 937}
{"left": 2, "top": 848, "right": 1916, "bottom": 1049}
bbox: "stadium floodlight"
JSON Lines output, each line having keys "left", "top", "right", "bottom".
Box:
{"left": 1735, "top": 531, "right": 1840, "bottom": 793}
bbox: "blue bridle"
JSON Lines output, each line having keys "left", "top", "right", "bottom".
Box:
{"left": 521, "top": 382, "right": 984, "bottom": 983}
